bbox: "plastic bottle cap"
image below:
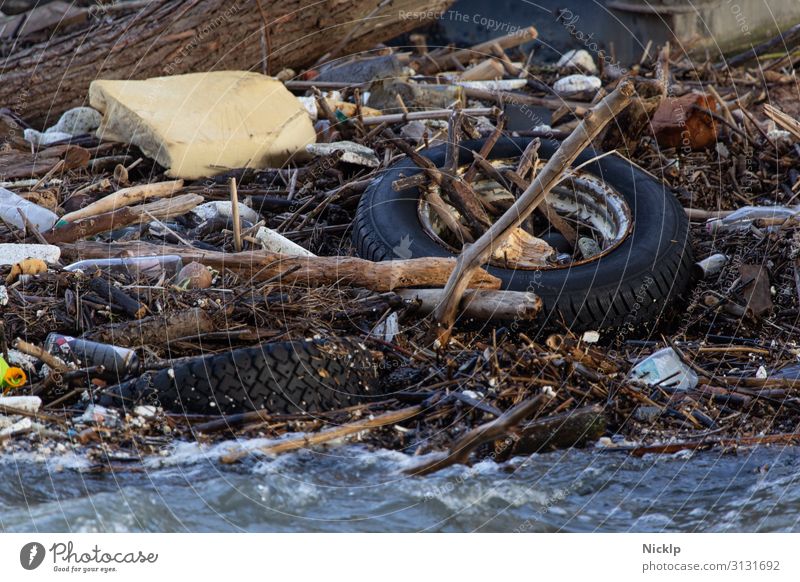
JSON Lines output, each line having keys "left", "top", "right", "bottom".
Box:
{"left": 3, "top": 367, "right": 26, "bottom": 388}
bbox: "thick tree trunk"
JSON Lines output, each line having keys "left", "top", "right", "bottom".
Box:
{"left": 1, "top": 0, "right": 452, "bottom": 126}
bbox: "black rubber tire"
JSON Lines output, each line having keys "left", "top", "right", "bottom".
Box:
{"left": 353, "top": 137, "right": 693, "bottom": 331}
{"left": 99, "top": 340, "right": 379, "bottom": 415}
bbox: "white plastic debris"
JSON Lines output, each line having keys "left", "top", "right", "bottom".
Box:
{"left": 694, "top": 253, "right": 727, "bottom": 279}
{"left": 456, "top": 79, "right": 528, "bottom": 91}
{"left": 706, "top": 205, "right": 800, "bottom": 234}
{"left": 49, "top": 107, "right": 103, "bottom": 135}
{"left": 24, "top": 129, "right": 73, "bottom": 146}
{"left": 0, "top": 396, "right": 42, "bottom": 414}
{"left": 756, "top": 365, "right": 768, "bottom": 379}
{"left": 0, "top": 417, "right": 33, "bottom": 437}
{"left": 134, "top": 405, "right": 159, "bottom": 418}
{"left": 191, "top": 201, "right": 259, "bottom": 224}
{"left": 582, "top": 330, "right": 600, "bottom": 343}
{"left": 553, "top": 74, "right": 601, "bottom": 96}
{"left": 5, "top": 349, "right": 37, "bottom": 372}
{"left": 373, "top": 312, "right": 400, "bottom": 343}
{"left": 0, "top": 285, "right": 7, "bottom": 307}
{"left": 0, "top": 243, "right": 61, "bottom": 266}
{"left": 556, "top": 49, "right": 598, "bottom": 74}
{"left": 298, "top": 96, "right": 318, "bottom": 119}
{"left": 629, "top": 347, "right": 699, "bottom": 392}
{"left": 306, "top": 141, "right": 380, "bottom": 167}
{"left": 23, "top": 107, "right": 103, "bottom": 146}
{"left": 77, "top": 404, "right": 120, "bottom": 427}
{"left": 254, "top": 226, "right": 315, "bottom": 257}
{"left": 0, "top": 187, "right": 59, "bottom": 231}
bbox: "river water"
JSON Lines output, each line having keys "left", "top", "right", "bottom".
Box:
{"left": 2, "top": 443, "right": 800, "bottom": 532}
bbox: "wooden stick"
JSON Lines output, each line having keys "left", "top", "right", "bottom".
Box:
{"left": 459, "top": 58, "right": 506, "bottom": 81}
{"left": 385, "top": 130, "right": 489, "bottom": 235}
{"left": 417, "top": 26, "right": 538, "bottom": 73}
{"left": 719, "top": 22, "right": 800, "bottom": 69}
{"left": 360, "top": 107, "right": 496, "bottom": 126}
{"left": 461, "top": 86, "right": 588, "bottom": 115}
{"left": 84, "top": 307, "right": 215, "bottom": 347}
{"left": 463, "top": 114, "right": 506, "bottom": 183}
{"left": 12, "top": 338, "right": 69, "bottom": 372}
{"left": 59, "top": 180, "right": 184, "bottom": 223}
{"left": 89, "top": 278, "right": 147, "bottom": 319}
{"left": 397, "top": 288, "right": 541, "bottom": 320}
{"left": 405, "top": 395, "right": 546, "bottom": 476}
{"left": 0, "top": 403, "right": 69, "bottom": 427}
{"left": 229, "top": 177, "right": 242, "bottom": 252}
{"left": 220, "top": 405, "right": 423, "bottom": 463}
{"left": 431, "top": 81, "right": 635, "bottom": 345}
{"left": 58, "top": 241, "right": 502, "bottom": 292}
{"left": 45, "top": 193, "right": 202, "bottom": 244}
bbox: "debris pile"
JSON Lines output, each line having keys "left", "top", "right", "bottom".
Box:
{"left": 3, "top": 7, "right": 800, "bottom": 474}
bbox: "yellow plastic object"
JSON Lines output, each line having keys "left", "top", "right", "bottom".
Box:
{"left": 0, "top": 356, "right": 26, "bottom": 392}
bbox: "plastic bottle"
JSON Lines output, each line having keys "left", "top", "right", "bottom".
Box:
{"left": 706, "top": 206, "right": 800, "bottom": 234}
{"left": 63, "top": 255, "right": 183, "bottom": 278}
{"left": 44, "top": 334, "right": 139, "bottom": 382}
{"left": 0, "top": 355, "right": 26, "bottom": 392}
{"left": 629, "top": 347, "right": 698, "bottom": 392}
{"left": 0, "top": 187, "right": 59, "bottom": 232}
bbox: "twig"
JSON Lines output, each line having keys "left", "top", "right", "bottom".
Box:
{"left": 12, "top": 338, "right": 69, "bottom": 372}
{"left": 229, "top": 177, "right": 243, "bottom": 252}
{"left": 221, "top": 405, "right": 423, "bottom": 463}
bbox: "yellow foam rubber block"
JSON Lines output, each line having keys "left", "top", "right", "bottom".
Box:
{"left": 90, "top": 71, "right": 316, "bottom": 179}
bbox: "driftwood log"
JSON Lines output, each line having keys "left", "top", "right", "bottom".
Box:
{"left": 1, "top": 0, "right": 454, "bottom": 125}
{"left": 504, "top": 404, "right": 607, "bottom": 458}
{"left": 58, "top": 241, "right": 501, "bottom": 292}
{"left": 84, "top": 307, "right": 216, "bottom": 347}
{"left": 404, "top": 395, "right": 548, "bottom": 476}
{"left": 397, "top": 288, "right": 542, "bottom": 321}
{"left": 43, "top": 194, "right": 203, "bottom": 244}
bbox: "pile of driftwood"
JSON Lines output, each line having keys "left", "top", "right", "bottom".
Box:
{"left": 3, "top": 4, "right": 800, "bottom": 474}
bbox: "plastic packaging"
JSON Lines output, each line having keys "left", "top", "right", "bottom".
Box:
{"left": 0, "top": 187, "right": 59, "bottom": 232}
{"left": 0, "top": 356, "right": 26, "bottom": 391}
{"left": 191, "top": 201, "right": 259, "bottom": 225}
{"left": 706, "top": 206, "right": 800, "bottom": 234}
{"left": 629, "top": 347, "right": 698, "bottom": 392}
{"left": 553, "top": 74, "right": 601, "bottom": 96}
{"left": 63, "top": 255, "right": 183, "bottom": 278}
{"left": 44, "top": 334, "right": 139, "bottom": 382}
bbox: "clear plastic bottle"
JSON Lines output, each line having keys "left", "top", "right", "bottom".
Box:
{"left": 44, "top": 333, "right": 139, "bottom": 382}
{"left": 63, "top": 255, "right": 183, "bottom": 278}
{"left": 0, "top": 187, "right": 59, "bottom": 232}
{"left": 706, "top": 206, "right": 800, "bottom": 234}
